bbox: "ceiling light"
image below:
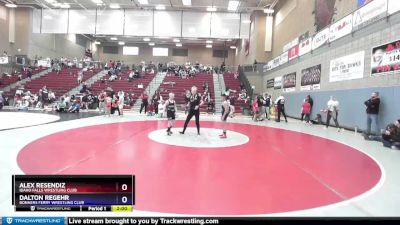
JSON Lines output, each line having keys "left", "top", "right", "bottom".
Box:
{"left": 157, "top": 36, "right": 170, "bottom": 39}
{"left": 97, "top": 3, "right": 104, "bottom": 6}
{"left": 52, "top": 2, "right": 61, "bottom": 7}
{"left": 44, "top": 15, "right": 53, "bottom": 20}
{"left": 118, "top": 41, "right": 125, "bottom": 45}
{"left": 5, "top": 3, "right": 17, "bottom": 8}
{"left": 230, "top": 46, "right": 236, "bottom": 49}
{"left": 173, "top": 39, "right": 180, "bottom": 43}
{"left": 138, "top": 0, "right": 149, "bottom": 4}
{"left": 94, "top": 41, "right": 101, "bottom": 45}
{"left": 149, "top": 42, "right": 155, "bottom": 46}
{"left": 44, "top": 0, "right": 55, "bottom": 3}
{"left": 91, "top": 0, "right": 103, "bottom": 4}
{"left": 156, "top": 5, "right": 165, "bottom": 10}
{"left": 264, "top": 8, "right": 274, "bottom": 13}
{"left": 176, "top": 43, "right": 182, "bottom": 47}
{"left": 206, "top": 44, "right": 212, "bottom": 48}
{"left": 109, "top": 4, "right": 120, "bottom": 9}
{"left": 110, "top": 37, "right": 117, "bottom": 40}
{"left": 228, "top": 1, "right": 239, "bottom": 11}
{"left": 60, "top": 3, "right": 70, "bottom": 8}
{"left": 206, "top": 7, "right": 217, "bottom": 12}
{"left": 182, "top": 0, "right": 191, "bottom": 6}
{"left": 206, "top": 40, "right": 213, "bottom": 44}
{"left": 143, "top": 37, "right": 151, "bottom": 41}
{"left": 242, "top": 19, "right": 251, "bottom": 24}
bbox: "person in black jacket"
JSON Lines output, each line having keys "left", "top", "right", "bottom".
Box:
{"left": 364, "top": 92, "right": 380, "bottom": 136}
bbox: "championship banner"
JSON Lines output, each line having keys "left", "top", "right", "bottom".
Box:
{"left": 312, "top": 27, "right": 329, "bottom": 50}
{"left": 0, "top": 56, "right": 9, "bottom": 64}
{"left": 330, "top": 51, "right": 365, "bottom": 82}
{"left": 283, "top": 72, "right": 296, "bottom": 92}
{"left": 267, "top": 79, "right": 275, "bottom": 89}
{"left": 280, "top": 51, "right": 289, "bottom": 65}
{"left": 301, "top": 64, "right": 321, "bottom": 91}
{"left": 352, "top": 0, "right": 387, "bottom": 30}
{"left": 283, "top": 37, "right": 299, "bottom": 52}
{"left": 388, "top": 0, "right": 400, "bottom": 15}
{"left": 264, "top": 60, "right": 273, "bottom": 72}
{"left": 371, "top": 39, "right": 400, "bottom": 76}
{"left": 329, "top": 14, "right": 353, "bottom": 43}
{"left": 299, "top": 37, "right": 312, "bottom": 56}
{"left": 274, "top": 76, "right": 282, "bottom": 90}
{"left": 288, "top": 45, "right": 299, "bottom": 61}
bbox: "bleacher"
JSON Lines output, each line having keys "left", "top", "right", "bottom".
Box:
{"left": 89, "top": 70, "right": 156, "bottom": 107}
{"left": 157, "top": 73, "right": 214, "bottom": 112}
{"left": 4, "top": 68, "right": 100, "bottom": 97}
{"left": 0, "top": 67, "right": 47, "bottom": 89}
{"left": 223, "top": 72, "right": 248, "bottom": 113}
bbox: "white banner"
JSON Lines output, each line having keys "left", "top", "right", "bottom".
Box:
{"left": 329, "top": 51, "right": 365, "bottom": 82}
{"left": 299, "top": 37, "right": 312, "bottom": 56}
{"left": 0, "top": 56, "right": 9, "bottom": 64}
{"left": 280, "top": 51, "right": 289, "bottom": 65}
{"left": 312, "top": 27, "right": 329, "bottom": 50}
{"left": 274, "top": 76, "right": 282, "bottom": 89}
{"left": 353, "top": 0, "right": 387, "bottom": 29}
{"left": 264, "top": 60, "right": 273, "bottom": 72}
{"left": 388, "top": 0, "right": 400, "bottom": 15}
{"left": 329, "top": 14, "right": 353, "bottom": 42}
{"left": 271, "top": 57, "right": 280, "bottom": 69}
{"left": 38, "top": 59, "right": 51, "bottom": 67}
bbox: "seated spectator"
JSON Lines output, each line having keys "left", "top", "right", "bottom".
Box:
{"left": 18, "top": 96, "right": 30, "bottom": 111}
{"left": 365, "top": 119, "right": 400, "bottom": 150}
{"left": 68, "top": 100, "right": 81, "bottom": 113}
{"left": 109, "top": 73, "right": 117, "bottom": 82}
{"left": 56, "top": 97, "right": 67, "bottom": 112}
{"left": 80, "top": 82, "right": 88, "bottom": 93}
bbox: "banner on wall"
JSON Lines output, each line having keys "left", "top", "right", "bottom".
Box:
{"left": 288, "top": 45, "right": 299, "bottom": 61}
{"left": 301, "top": 64, "right": 321, "bottom": 91}
{"left": 280, "top": 51, "right": 289, "bottom": 65}
{"left": 388, "top": 0, "right": 400, "bottom": 15}
{"left": 352, "top": 0, "right": 387, "bottom": 30}
{"left": 283, "top": 37, "right": 299, "bottom": 52}
{"left": 272, "top": 56, "right": 280, "bottom": 69}
{"left": 274, "top": 76, "right": 282, "bottom": 89}
{"left": 299, "top": 37, "right": 312, "bottom": 56}
{"left": 264, "top": 60, "right": 274, "bottom": 72}
{"left": 0, "top": 56, "right": 9, "bottom": 64}
{"left": 312, "top": 27, "right": 329, "bottom": 50}
{"left": 329, "top": 51, "right": 365, "bottom": 82}
{"left": 371, "top": 39, "right": 400, "bottom": 76}
{"left": 329, "top": 14, "right": 353, "bottom": 42}
{"left": 283, "top": 72, "right": 296, "bottom": 92}
{"left": 267, "top": 79, "right": 275, "bottom": 89}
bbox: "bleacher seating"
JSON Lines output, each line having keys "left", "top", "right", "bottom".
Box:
{"left": 5, "top": 68, "right": 100, "bottom": 97}
{"left": 89, "top": 70, "right": 156, "bottom": 107}
{"left": 223, "top": 72, "right": 248, "bottom": 113}
{"left": 0, "top": 67, "right": 46, "bottom": 89}
{"left": 157, "top": 73, "right": 214, "bottom": 112}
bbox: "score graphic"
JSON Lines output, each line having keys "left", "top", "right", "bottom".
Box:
{"left": 12, "top": 175, "right": 135, "bottom": 212}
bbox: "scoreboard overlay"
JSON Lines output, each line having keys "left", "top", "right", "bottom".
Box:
{"left": 12, "top": 175, "right": 135, "bottom": 212}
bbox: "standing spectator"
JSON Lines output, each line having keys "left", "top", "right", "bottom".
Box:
{"left": 364, "top": 92, "right": 380, "bottom": 136}
{"left": 139, "top": 91, "right": 149, "bottom": 114}
{"left": 302, "top": 99, "right": 312, "bottom": 124}
{"left": 0, "top": 91, "right": 4, "bottom": 110}
{"left": 111, "top": 96, "right": 121, "bottom": 116}
{"left": 275, "top": 95, "right": 288, "bottom": 123}
{"left": 301, "top": 95, "right": 313, "bottom": 122}
{"left": 264, "top": 94, "right": 271, "bottom": 120}
{"left": 252, "top": 97, "right": 260, "bottom": 122}
{"left": 118, "top": 90, "right": 124, "bottom": 116}
{"left": 98, "top": 91, "right": 106, "bottom": 114}
{"left": 325, "top": 96, "right": 341, "bottom": 131}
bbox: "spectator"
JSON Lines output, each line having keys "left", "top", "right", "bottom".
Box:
{"left": 263, "top": 94, "right": 271, "bottom": 120}
{"left": 68, "top": 100, "right": 81, "bottom": 113}
{"left": 0, "top": 92, "right": 4, "bottom": 110}
{"left": 301, "top": 95, "right": 313, "bottom": 122}
{"left": 302, "top": 99, "right": 312, "bottom": 124}
{"left": 364, "top": 92, "right": 381, "bottom": 136}
{"left": 111, "top": 96, "right": 121, "bottom": 116}
{"left": 366, "top": 119, "right": 400, "bottom": 150}
{"left": 118, "top": 90, "right": 124, "bottom": 116}
{"left": 139, "top": 91, "right": 149, "bottom": 114}
{"left": 56, "top": 97, "right": 67, "bottom": 112}
{"left": 252, "top": 97, "right": 260, "bottom": 122}
{"left": 275, "top": 95, "right": 288, "bottom": 123}
{"left": 325, "top": 96, "right": 341, "bottom": 131}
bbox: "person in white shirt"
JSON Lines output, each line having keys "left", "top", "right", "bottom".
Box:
{"left": 118, "top": 90, "right": 125, "bottom": 115}
{"left": 325, "top": 96, "right": 341, "bottom": 131}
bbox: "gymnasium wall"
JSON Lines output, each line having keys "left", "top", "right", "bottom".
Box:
{"left": 260, "top": 12, "right": 400, "bottom": 131}
{"left": 98, "top": 44, "right": 235, "bottom": 67}
{"left": 0, "top": 6, "right": 89, "bottom": 60}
